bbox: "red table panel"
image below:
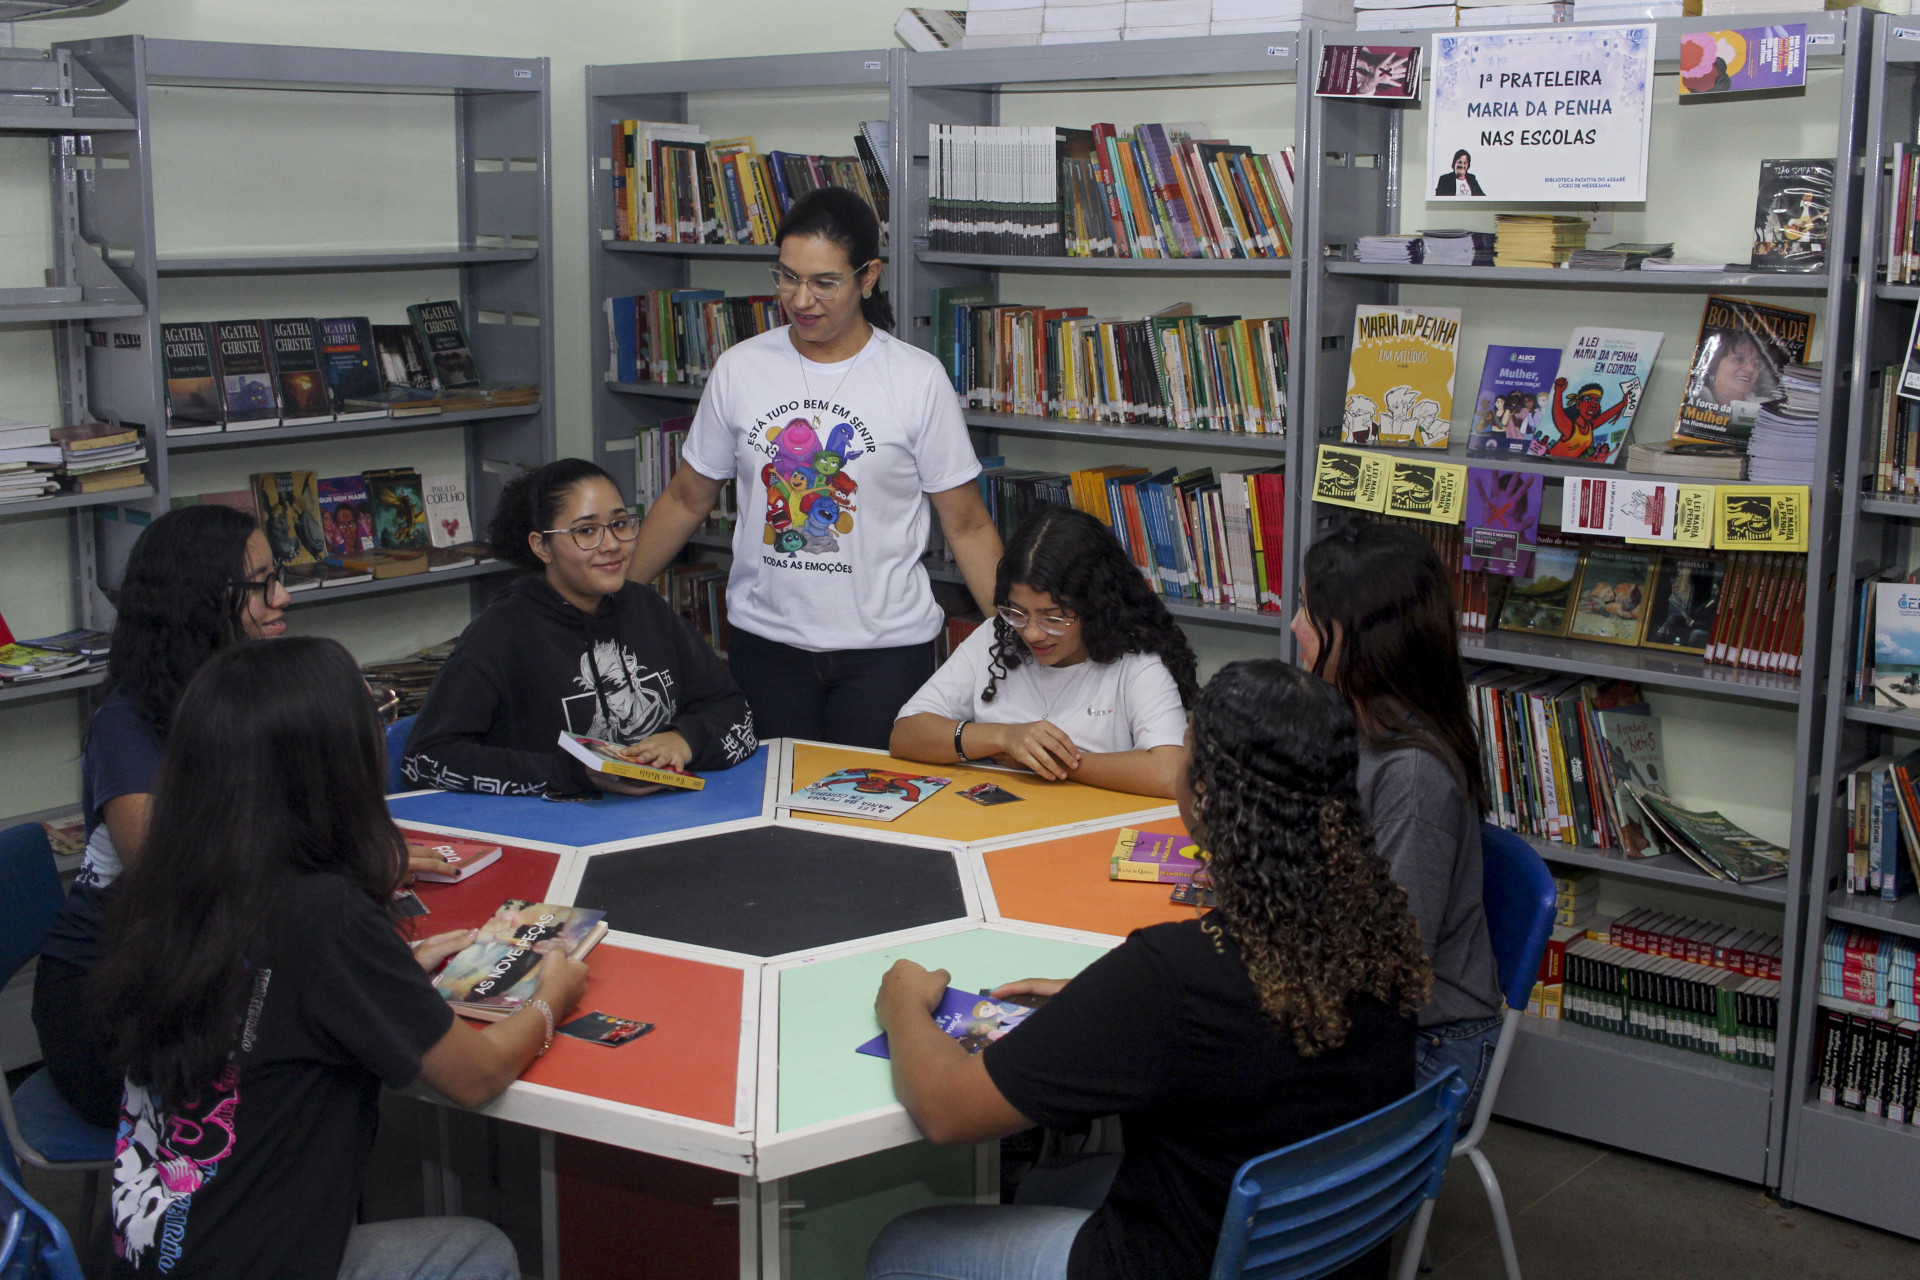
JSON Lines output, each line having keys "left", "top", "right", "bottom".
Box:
{"left": 401, "top": 837, "right": 562, "bottom": 935}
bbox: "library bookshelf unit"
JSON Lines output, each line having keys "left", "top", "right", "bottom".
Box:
{"left": 1781, "top": 18, "right": 1920, "bottom": 1240}
{"left": 585, "top": 50, "right": 898, "bottom": 497}
{"left": 899, "top": 37, "right": 1312, "bottom": 640}
{"left": 1300, "top": 12, "right": 1865, "bottom": 1190}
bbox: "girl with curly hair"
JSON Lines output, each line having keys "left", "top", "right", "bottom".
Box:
{"left": 890, "top": 506, "right": 1196, "bottom": 798}
{"left": 867, "top": 661, "right": 1431, "bottom": 1280}
{"left": 32, "top": 504, "right": 292, "bottom": 1127}
{"left": 1296, "top": 519, "right": 1504, "bottom": 1120}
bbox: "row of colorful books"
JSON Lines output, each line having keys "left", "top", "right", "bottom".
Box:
{"left": 652, "top": 560, "right": 731, "bottom": 657}
{"left": 1337, "top": 295, "right": 1815, "bottom": 469}
{"left": 608, "top": 121, "right": 888, "bottom": 245}
{"left": 632, "top": 417, "right": 738, "bottom": 532}
{"left": 172, "top": 468, "right": 490, "bottom": 587}
{"left": 1464, "top": 667, "right": 1788, "bottom": 882}
{"left": 928, "top": 121, "right": 1294, "bottom": 261}
{"left": 974, "top": 461, "right": 1285, "bottom": 611}
{"left": 1561, "top": 935, "right": 1781, "bottom": 1069}
{"left": 1815, "top": 1000, "right": 1920, "bottom": 1124}
{"left": 1881, "top": 141, "right": 1920, "bottom": 285}
{"left": 1840, "top": 754, "right": 1920, "bottom": 903}
{"left": 938, "top": 290, "right": 1289, "bottom": 436}
{"left": 605, "top": 291, "right": 783, "bottom": 387}
{"left": 1868, "top": 368, "right": 1920, "bottom": 496}
{"left": 0, "top": 419, "right": 147, "bottom": 503}
{"left": 1823, "top": 924, "right": 1920, "bottom": 1025}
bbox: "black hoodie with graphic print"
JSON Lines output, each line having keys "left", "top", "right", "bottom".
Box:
{"left": 402, "top": 576, "right": 756, "bottom": 795}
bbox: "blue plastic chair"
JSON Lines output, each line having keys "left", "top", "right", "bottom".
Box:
{"left": 1207, "top": 1069, "right": 1467, "bottom": 1280}
{"left": 0, "top": 1150, "right": 84, "bottom": 1280}
{"left": 1395, "top": 824, "right": 1558, "bottom": 1280}
{"left": 386, "top": 714, "right": 418, "bottom": 794}
{"left": 0, "top": 825, "right": 115, "bottom": 1193}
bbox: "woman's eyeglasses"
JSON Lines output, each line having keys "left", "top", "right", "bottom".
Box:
{"left": 235, "top": 567, "right": 285, "bottom": 595}
{"left": 997, "top": 605, "right": 1077, "bottom": 636}
{"left": 539, "top": 516, "right": 641, "bottom": 550}
{"left": 769, "top": 261, "right": 873, "bottom": 301}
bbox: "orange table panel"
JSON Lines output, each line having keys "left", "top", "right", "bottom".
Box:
{"left": 787, "top": 742, "right": 1163, "bottom": 843}
{"left": 985, "top": 817, "right": 1201, "bottom": 938}
{"left": 513, "top": 942, "right": 742, "bottom": 1128}
{"left": 399, "top": 838, "right": 562, "bottom": 935}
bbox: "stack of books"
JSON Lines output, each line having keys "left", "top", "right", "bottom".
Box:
{"left": 1625, "top": 440, "right": 1748, "bottom": 480}
{"left": 0, "top": 628, "right": 109, "bottom": 686}
{"left": 1356, "top": 234, "right": 1422, "bottom": 264}
{"left": 960, "top": 0, "right": 1045, "bottom": 45}
{"left": 56, "top": 422, "right": 146, "bottom": 494}
{"left": 1121, "top": 0, "right": 1206, "bottom": 40}
{"left": 1748, "top": 364, "right": 1821, "bottom": 485}
{"left": 1210, "top": 0, "right": 1357, "bottom": 32}
{"left": 362, "top": 638, "right": 459, "bottom": 719}
{"left": 1568, "top": 242, "right": 1675, "bottom": 271}
{"left": 1573, "top": 0, "right": 1682, "bottom": 17}
{"left": 0, "top": 417, "right": 58, "bottom": 505}
{"left": 1493, "top": 214, "right": 1588, "bottom": 268}
{"left": 1821, "top": 925, "right": 1919, "bottom": 1023}
{"left": 1457, "top": 0, "right": 1570, "bottom": 25}
{"left": 1355, "top": 0, "right": 1457, "bottom": 28}
{"left": 1422, "top": 229, "right": 1495, "bottom": 266}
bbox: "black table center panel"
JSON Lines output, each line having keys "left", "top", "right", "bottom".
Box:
{"left": 576, "top": 826, "right": 969, "bottom": 956}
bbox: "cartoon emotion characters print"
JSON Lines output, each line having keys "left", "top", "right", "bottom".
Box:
{"left": 761, "top": 417, "right": 862, "bottom": 556}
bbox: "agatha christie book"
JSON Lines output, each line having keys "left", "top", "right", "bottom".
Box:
{"left": 316, "top": 316, "right": 387, "bottom": 420}
{"left": 160, "top": 321, "right": 223, "bottom": 428}
{"left": 785, "top": 767, "right": 952, "bottom": 821}
{"left": 265, "top": 318, "right": 334, "bottom": 426}
{"left": 213, "top": 319, "right": 279, "bottom": 428}
{"left": 408, "top": 300, "right": 481, "bottom": 389}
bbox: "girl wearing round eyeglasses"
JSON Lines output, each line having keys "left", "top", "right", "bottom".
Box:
{"left": 404, "top": 458, "right": 757, "bottom": 797}
{"left": 33, "top": 504, "right": 293, "bottom": 1129}
{"left": 624, "top": 186, "right": 1003, "bottom": 750}
{"left": 890, "top": 507, "right": 1197, "bottom": 798}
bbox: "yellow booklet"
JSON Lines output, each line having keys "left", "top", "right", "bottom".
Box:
{"left": 557, "top": 731, "right": 705, "bottom": 791}
{"left": 1343, "top": 305, "right": 1461, "bottom": 448}
{"left": 1384, "top": 458, "right": 1468, "bottom": 524}
{"left": 1626, "top": 485, "right": 1715, "bottom": 549}
{"left": 1314, "top": 445, "right": 1389, "bottom": 512}
{"left": 1712, "top": 485, "right": 1808, "bottom": 551}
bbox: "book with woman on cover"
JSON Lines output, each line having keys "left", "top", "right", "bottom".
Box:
{"left": 432, "top": 900, "right": 608, "bottom": 1020}
{"left": 1671, "top": 297, "right": 1813, "bottom": 448}
{"left": 1533, "top": 328, "right": 1663, "bottom": 465}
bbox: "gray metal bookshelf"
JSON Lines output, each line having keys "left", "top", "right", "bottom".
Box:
{"left": 1780, "top": 17, "right": 1920, "bottom": 1240}
{"left": 897, "top": 35, "right": 1315, "bottom": 634}
{"left": 584, "top": 50, "right": 899, "bottom": 491}
{"left": 1300, "top": 12, "right": 1867, "bottom": 1190}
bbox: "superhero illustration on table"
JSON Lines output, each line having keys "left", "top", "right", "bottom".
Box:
{"left": 761, "top": 417, "right": 863, "bottom": 556}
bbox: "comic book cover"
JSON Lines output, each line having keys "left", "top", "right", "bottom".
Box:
{"left": 785, "top": 767, "right": 952, "bottom": 821}
{"left": 1533, "top": 328, "right": 1663, "bottom": 465}
{"left": 1342, "top": 305, "right": 1460, "bottom": 448}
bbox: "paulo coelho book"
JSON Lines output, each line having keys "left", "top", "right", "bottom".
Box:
{"left": 1342, "top": 305, "right": 1460, "bottom": 448}
{"left": 785, "top": 766, "right": 952, "bottom": 821}
{"left": 432, "top": 900, "right": 608, "bottom": 1020}
{"left": 557, "top": 731, "right": 705, "bottom": 791}
{"left": 1109, "top": 828, "right": 1206, "bottom": 884}
{"left": 1532, "top": 328, "right": 1663, "bottom": 466}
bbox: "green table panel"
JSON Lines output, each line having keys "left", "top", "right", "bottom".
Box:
{"left": 777, "top": 928, "right": 1115, "bottom": 1133}
{"left": 787, "top": 1141, "right": 974, "bottom": 1280}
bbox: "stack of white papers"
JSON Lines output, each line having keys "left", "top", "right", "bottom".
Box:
{"left": 1211, "top": 0, "right": 1357, "bottom": 30}
{"left": 1045, "top": 0, "right": 1124, "bottom": 43}
{"left": 1749, "top": 364, "right": 1821, "bottom": 485}
{"left": 1457, "top": 1, "right": 1569, "bottom": 26}
{"left": 1357, "top": 234, "right": 1423, "bottom": 263}
{"left": 1355, "top": 3, "right": 1458, "bottom": 30}
{"left": 960, "top": 0, "right": 1044, "bottom": 46}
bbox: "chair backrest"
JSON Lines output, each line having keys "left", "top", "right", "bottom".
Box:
{"left": 1478, "top": 823, "right": 1560, "bottom": 1012}
{"left": 0, "top": 826, "right": 64, "bottom": 988}
{"left": 0, "top": 1147, "right": 82, "bottom": 1280}
{"left": 1208, "top": 1070, "right": 1468, "bottom": 1280}
{"left": 385, "top": 714, "right": 417, "bottom": 794}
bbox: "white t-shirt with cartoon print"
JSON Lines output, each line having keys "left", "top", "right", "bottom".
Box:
{"left": 681, "top": 325, "right": 981, "bottom": 653}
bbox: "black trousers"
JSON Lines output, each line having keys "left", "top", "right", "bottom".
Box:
{"left": 31, "top": 954, "right": 121, "bottom": 1129}
{"left": 728, "top": 626, "right": 936, "bottom": 751}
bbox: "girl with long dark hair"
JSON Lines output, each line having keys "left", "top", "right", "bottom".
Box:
{"left": 31, "top": 504, "right": 292, "bottom": 1127}
{"left": 1296, "top": 519, "right": 1504, "bottom": 1118}
{"left": 93, "top": 637, "right": 587, "bottom": 1279}
{"left": 622, "top": 186, "right": 1004, "bottom": 749}
{"left": 891, "top": 506, "right": 1196, "bottom": 798}
{"left": 866, "top": 661, "right": 1430, "bottom": 1280}
{"left": 403, "top": 457, "right": 757, "bottom": 795}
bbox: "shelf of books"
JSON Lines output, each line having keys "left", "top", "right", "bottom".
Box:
{"left": 1299, "top": 14, "right": 1866, "bottom": 1190}
{"left": 584, "top": 50, "right": 899, "bottom": 494}
{"left": 899, "top": 37, "right": 1310, "bottom": 638}
{"left": 1781, "top": 17, "right": 1920, "bottom": 1240}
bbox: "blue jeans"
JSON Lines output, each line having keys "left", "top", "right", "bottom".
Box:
{"left": 867, "top": 1205, "right": 1091, "bottom": 1280}
{"left": 337, "top": 1218, "right": 519, "bottom": 1280}
{"left": 729, "top": 626, "right": 936, "bottom": 750}
{"left": 1415, "top": 1012, "right": 1505, "bottom": 1131}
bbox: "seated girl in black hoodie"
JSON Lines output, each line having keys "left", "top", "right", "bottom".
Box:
{"left": 404, "top": 458, "right": 757, "bottom": 796}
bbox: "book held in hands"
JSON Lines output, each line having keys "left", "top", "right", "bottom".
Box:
{"left": 558, "top": 731, "right": 706, "bottom": 791}
{"left": 432, "top": 900, "right": 609, "bottom": 1020}
{"left": 856, "top": 987, "right": 1044, "bottom": 1059}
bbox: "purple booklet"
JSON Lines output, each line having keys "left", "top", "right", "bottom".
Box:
{"left": 1462, "top": 469, "right": 1543, "bottom": 578}
{"left": 856, "top": 987, "right": 1043, "bottom": 1059}
{"left": 1680, "top": 26, "right": 1806, "bottom": 96}
{"left": 1466, "top": 345, "right": 1559, "bottom": 455}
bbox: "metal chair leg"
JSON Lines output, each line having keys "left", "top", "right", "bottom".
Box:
{"left": 1468, "top": 1146, "right": 1521, "bottom": 1280}
{"left": 1395, "top": 1199, "right": 1437, "bottom": 1280}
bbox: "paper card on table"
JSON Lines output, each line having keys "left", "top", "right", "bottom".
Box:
{"left": 557, "top": 1011, "right": 657, "bottom": 1047}
{"left": 957, "top": 782, "right": 1024, "bottom": 806}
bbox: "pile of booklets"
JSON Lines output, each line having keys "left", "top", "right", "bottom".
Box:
{"left": 0, "top": 418, "right": 59, "bottom": 504}
{"left": 362, "top": 638, "right": 459, "bottom": 719}
{"left": 1625, "top": 441, "right": 1748, "bottom": 481}
{"left": 56, "top": 422, "right": 146, "bottom": 494}
{"left": 608, "top": 122, "right": 886, "bottom": 245}
{"left": 1355, "top": 234, "right": 1422, "bottom": 264}
{"left": 953, "top": 0, "right": 1356, "bottom": 44}
{"left": 1493, "top": 214, "right": 1587, "bottom": 268}
{"left": 1421, "top": 229, "right": 1495, "bottom": 267}
{"left": 163, "top": 303, "right": 538, "bottom": 435}
{"left": 0, "top": 628, "right": 110, "bottom": 686}
{"left": 1355, "top": 0, "right": 1456, "bottom": 28}
{"left": 1573, "top": 0, "right": 1680, "bottom": 18}
{"left": 930, "top": 122, "right": 1295, "bottom": 260}
{"left": 1457, "top": 1, "right": 1570, "bottom": 26}
{"left": 1568, "top": 242, "right": 1674, "bottom": 271}
{"left": 1747, "top": 364, "right": 1821, "bottom": 485}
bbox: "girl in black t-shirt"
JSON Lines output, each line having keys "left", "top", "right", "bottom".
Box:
{"left": 867, "top": 660, "right": 1435, "bottom": 1280}
{"left": 91, "top": 638, "right": 589, "bottom": 1280}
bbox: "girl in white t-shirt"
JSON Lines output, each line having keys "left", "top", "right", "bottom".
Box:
{"left": 892, "top": 506, "right": 1197, "bottom": 798}
{"left": 625, "top": 187, "right": 1002, "bottom": 749}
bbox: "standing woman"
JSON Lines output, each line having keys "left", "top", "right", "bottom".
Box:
{"left": 626, "top": 186, "right": 1002, "bottom": 749}
{"left": 1293, "top": 520, "right": 1505, "bottom": 1119}
{"left": 32, "top": 504, "right": 292, "bottom": 1128}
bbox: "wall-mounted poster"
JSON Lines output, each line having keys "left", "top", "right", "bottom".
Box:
{"left": 1428, "top": 25, "right": 1656, "bottom": 203}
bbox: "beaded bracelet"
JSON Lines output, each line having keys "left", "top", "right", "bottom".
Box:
{"left": 954, "top": 719, "right": 972, "bottom": 763}
{"left": 527, "top": 997, "right": 556, "bottom": 1056}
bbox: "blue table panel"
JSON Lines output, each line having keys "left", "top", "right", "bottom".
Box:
{"left": 389, "top": 745, "right": 770, "bottom": 847}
